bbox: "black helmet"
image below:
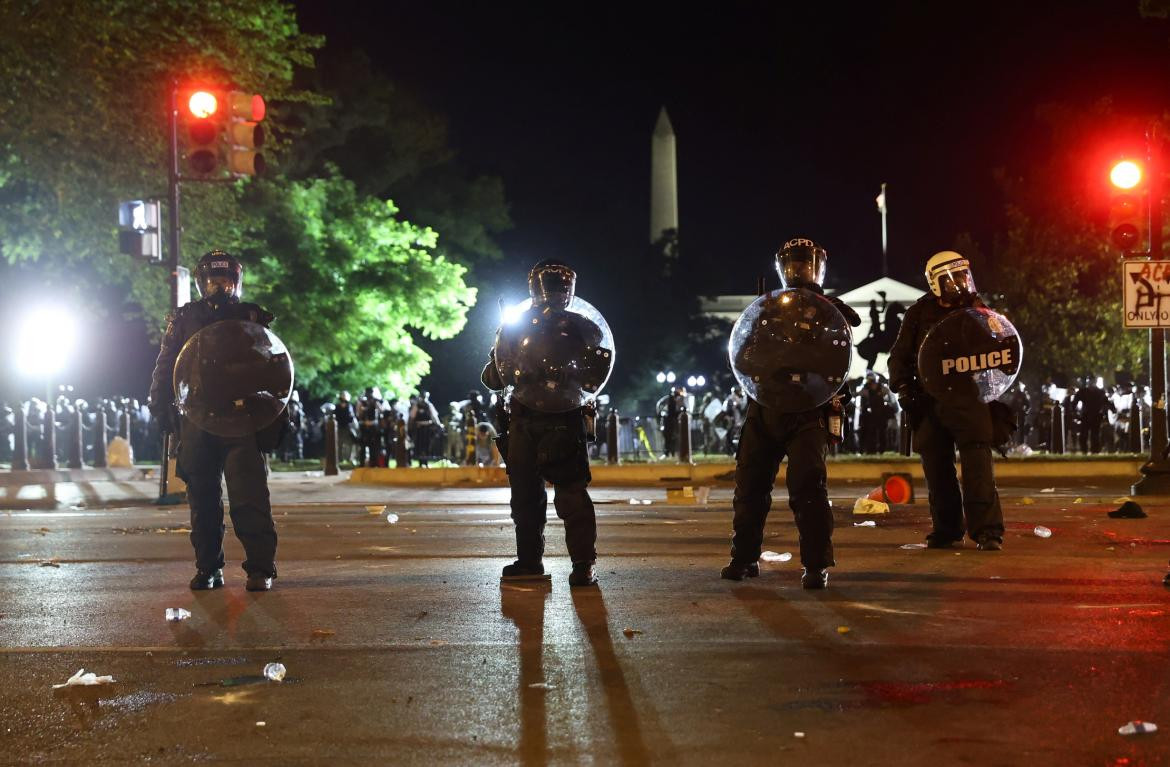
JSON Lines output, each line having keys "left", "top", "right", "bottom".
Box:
{"left": 528, "top": 259, "right": 576, "bottom": 309}
{"left": 194, "top": 250, "right": 244, "bottom": 299}
{"left": 774, "top": 238, "right": 828, "bottom": 289}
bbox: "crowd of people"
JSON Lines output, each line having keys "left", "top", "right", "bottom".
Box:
{"left": 648, "top": 371, "right": 1150, "bottom": 459}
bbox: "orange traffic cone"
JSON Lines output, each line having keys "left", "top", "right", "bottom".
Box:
{"left": 866, "top": 485, "right": 885, "bottom": 502}
{"left": 880, "top": 472, "right": 914, "bottom": 504}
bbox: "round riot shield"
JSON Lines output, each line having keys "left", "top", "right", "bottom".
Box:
{"left": 494, "top": 296, "right": 615, "bottom": 413}
{"left": 728, "top": 288, "right": 853, "bottom": 412}
{"left": 917, "top": 307, "right": 1022, "bottom": 404}
{"left": 174, "top": 320, "right": 295, "bottom": 438}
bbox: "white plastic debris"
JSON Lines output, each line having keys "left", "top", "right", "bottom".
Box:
{"left": 1118, "top": 720, "right": 1158, "bottom": 736}
{"left": 528, "top": 682, "right": 555, "bottom": 690}
{"left": 53, "top": 668, "right": 115, "bottom": 689}
{"left": 760, "top": 551, "right": 793, "bottom": 563}
{"left": 262, "top": 662, "right": 287, "bottom": 682}
{"left": 1033, "top": 525, "right": 1053, "bottom": 538}
{"left": 900, "top": 543, "right": 928, "bottom": 550}
{"left": 1039, "top": 487, "right": 1056, "bottom": 493}
{"left": 853, "top": 520, "right": 877, "bottom": 527}
{"left": 794, "top": 732, "right": 806, "bottom": 738}
{"left": 165, "top": 607, "right": 192, "bottom": 622}
{"left": 386, "top": 513, "right": 399, "bottom": 524}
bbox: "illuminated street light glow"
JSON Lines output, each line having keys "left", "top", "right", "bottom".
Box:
{"left": 14, "top": 306, "right": 77, "bottom": 378}
{"left": 188, "top": 90, "right": 218, "bottom": 119}
{"left": 687, "top": 376, "right": 697, "bottom": 387}
{"left": 1110, "top": 160, "right": 1142, "bottom": 190}
{"left": 696, "top": 376, "right": 706, "bottom": 387}
{"left": 666, "top": 371, "right": 676, "bottom": 383}
{"left": 656, "top": 372, "right": 667, "bottom": 383}
{"left": 500, "top": 298, "right": 532, "bottom": 325}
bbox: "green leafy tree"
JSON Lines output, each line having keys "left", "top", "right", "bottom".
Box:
{"left": 284, "top": 51, "right": 511, "bottom": 266}
{"left": 0, "top": 0, "right": 321, "bottom": 320}
{"left": 237, "top": 174, "right": 475, "bottom": 397}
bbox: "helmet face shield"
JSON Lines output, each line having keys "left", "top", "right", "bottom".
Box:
{"left": 195, "top": 251, "right": 244, "bottom": 299}
{"left": 528, "top": 262, "right": 577, "bottom": 309}
{"left": 775, "top": 238, "right": 828, "bottom": 288}
{"left": 926, "top": 252, "right": 975, "bottom": 301}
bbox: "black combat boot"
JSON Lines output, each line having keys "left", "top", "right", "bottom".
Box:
{"left": 569, "top": 561, "right": 598, "bottom": 587}
{"left": 189, "top": 569, "right": 224, "bottom": 590}
{"left": 501, "top": 561, "right": 551, "bottom": 581}
{"left": 720, "top": 560, "right": 761, "bottom": 581}
{"left": 800, "top": 567, "right": 829, "bottom": 589}
{"left": 245, "top": 573, "right": 275, "bottom": 591}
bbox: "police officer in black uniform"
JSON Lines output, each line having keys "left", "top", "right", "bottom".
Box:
{"left": 721, "top": 239, "right": 861, "bottom": 589}
{"left": 149, "top": 250, "right": 280, "bottom": 591}
{"left": 482, "top": 260, "right": 600, "bottom": 588}
{"left": 889, "top": 251, "right": 1005, "bottom": 551}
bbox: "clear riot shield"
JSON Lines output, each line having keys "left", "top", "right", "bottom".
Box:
{"left": 917, "top": 307, "right": 1022, "bottom": 404}
{"left": 728, "top": 288, "right": 853, "bottom": 413}
{"left": 174, "top": 320, "right": 295, "bottom": 438}
{"left": 494, "top": 297, "right": 615, "bottom": 413}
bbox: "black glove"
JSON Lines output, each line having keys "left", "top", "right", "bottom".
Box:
{"left": 897, "top": 386, "right": 928, "bottom": 428}
{"left": 152, "top": 404, "right": 178, "bottom": 435}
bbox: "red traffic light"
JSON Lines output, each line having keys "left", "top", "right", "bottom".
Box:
{"left": 187, "top": 91, "right": 218, "bottom": 119}
{"left": 1110, "top": 160, "right": 1143, "bottom": 190}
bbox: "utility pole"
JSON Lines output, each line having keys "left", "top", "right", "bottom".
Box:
{"left": 157, "top": 82, "right": 183, "bottom": 504}
{"left": 1131, "top": 123, "right": 1170, "bottom": 494}
{"left": 876, "top": 182, "right": 888, "bottom": 278}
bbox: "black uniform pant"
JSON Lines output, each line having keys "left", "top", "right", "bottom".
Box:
{"left": 177, "top": 422, "right": 277, "bottom": 576}
{"left": 731, "top": 402, "right": 834, "bottom": 570}
{"left": 915, "top": 399, "right": 1004, "bottom": 542}
{"left": 1079, "top": 413, "right": 1104, "bottom": 454}
{"left": 505, "top": 409, "right": 597, "bottom": 565}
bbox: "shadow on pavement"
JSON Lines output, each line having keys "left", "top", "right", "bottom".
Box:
{"left": 571, "top": 587, "right": 653, "bottom": 767}
{"left": 500, "top": 581, "right": 552, "bottom": 767}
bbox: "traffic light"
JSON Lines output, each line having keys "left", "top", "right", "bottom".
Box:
{"left": 181, "top": 88, "right": 266, "bottom": 178}
{"left": 1109, "top": 159, "right": 1147, "bottom": 254}
{"left": 226, "top": 91, "right": 266, "bottom": 176}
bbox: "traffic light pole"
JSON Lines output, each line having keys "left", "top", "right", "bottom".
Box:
{"left": 156, "top": 83, "right": 183, "bottom": 505}
{"left": 1133, "top": 123, "right": 1170, "bottom": 495}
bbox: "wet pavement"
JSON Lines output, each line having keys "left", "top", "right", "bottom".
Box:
{"left": 2, "top": 475, "right": 1169, "bottom": 765}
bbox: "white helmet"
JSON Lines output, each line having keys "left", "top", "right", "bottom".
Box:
{"left": 925, "top": 251, "right": 976, "bottom": 301}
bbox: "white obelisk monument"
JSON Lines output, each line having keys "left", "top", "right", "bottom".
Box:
{"left": 650, "top": 107, "right": 678, "bottom": 245}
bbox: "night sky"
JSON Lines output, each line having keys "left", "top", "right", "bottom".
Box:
{"left": 5, "top": 1, "right": 1170, "bottom": 406}
{"left": 298, "top": 0, "right": 1170, "bottom": 292}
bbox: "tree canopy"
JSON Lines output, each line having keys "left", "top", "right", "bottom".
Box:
{"left": 0, "top": 0, "right": 492, "bottom": 399}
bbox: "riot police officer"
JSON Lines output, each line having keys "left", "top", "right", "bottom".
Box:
{"left": 889, "top": 251, "right": 1005, "bottom": 550}
{"left": 148, "top": 250, "right": 281, "bottom": 591}
{"left": 482, "top": 260, "right": 612, "bottom": 588}
{"left": 722, "top": 238, "right": 861, "bottom": 589}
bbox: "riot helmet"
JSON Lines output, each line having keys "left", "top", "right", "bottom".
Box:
{"left": 775, "top": 238, "right": 828, "bottom": 289}
{"left": 528, "top": 260, "right": 577, "bottom": 308}
{"left": 925, "top": 251, "right": 976, "bottom": 303}
{"left": 194, "top": 250, "right": 244, "bottom": 299}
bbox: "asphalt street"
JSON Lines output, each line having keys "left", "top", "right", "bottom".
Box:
{"left": 1, "top": 474, "right": 1169, "bottom": 765}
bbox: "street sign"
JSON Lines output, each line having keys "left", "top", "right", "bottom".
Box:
{"left": 1123, "top": 260, "right": 1170, "bottom": 327}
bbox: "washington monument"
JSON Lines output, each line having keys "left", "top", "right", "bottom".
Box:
{"left": 650, "top": 106, "right": 678, "bottom": 244}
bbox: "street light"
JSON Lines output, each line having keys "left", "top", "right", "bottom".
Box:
{"left": 656, "top": 372, "right": 666, "bottom": 384}
{"left": 666, "top": 371, "right": 676, "bottom": 383}
{"left": 14, "top": 305, "right": 77, "bottom": 380}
